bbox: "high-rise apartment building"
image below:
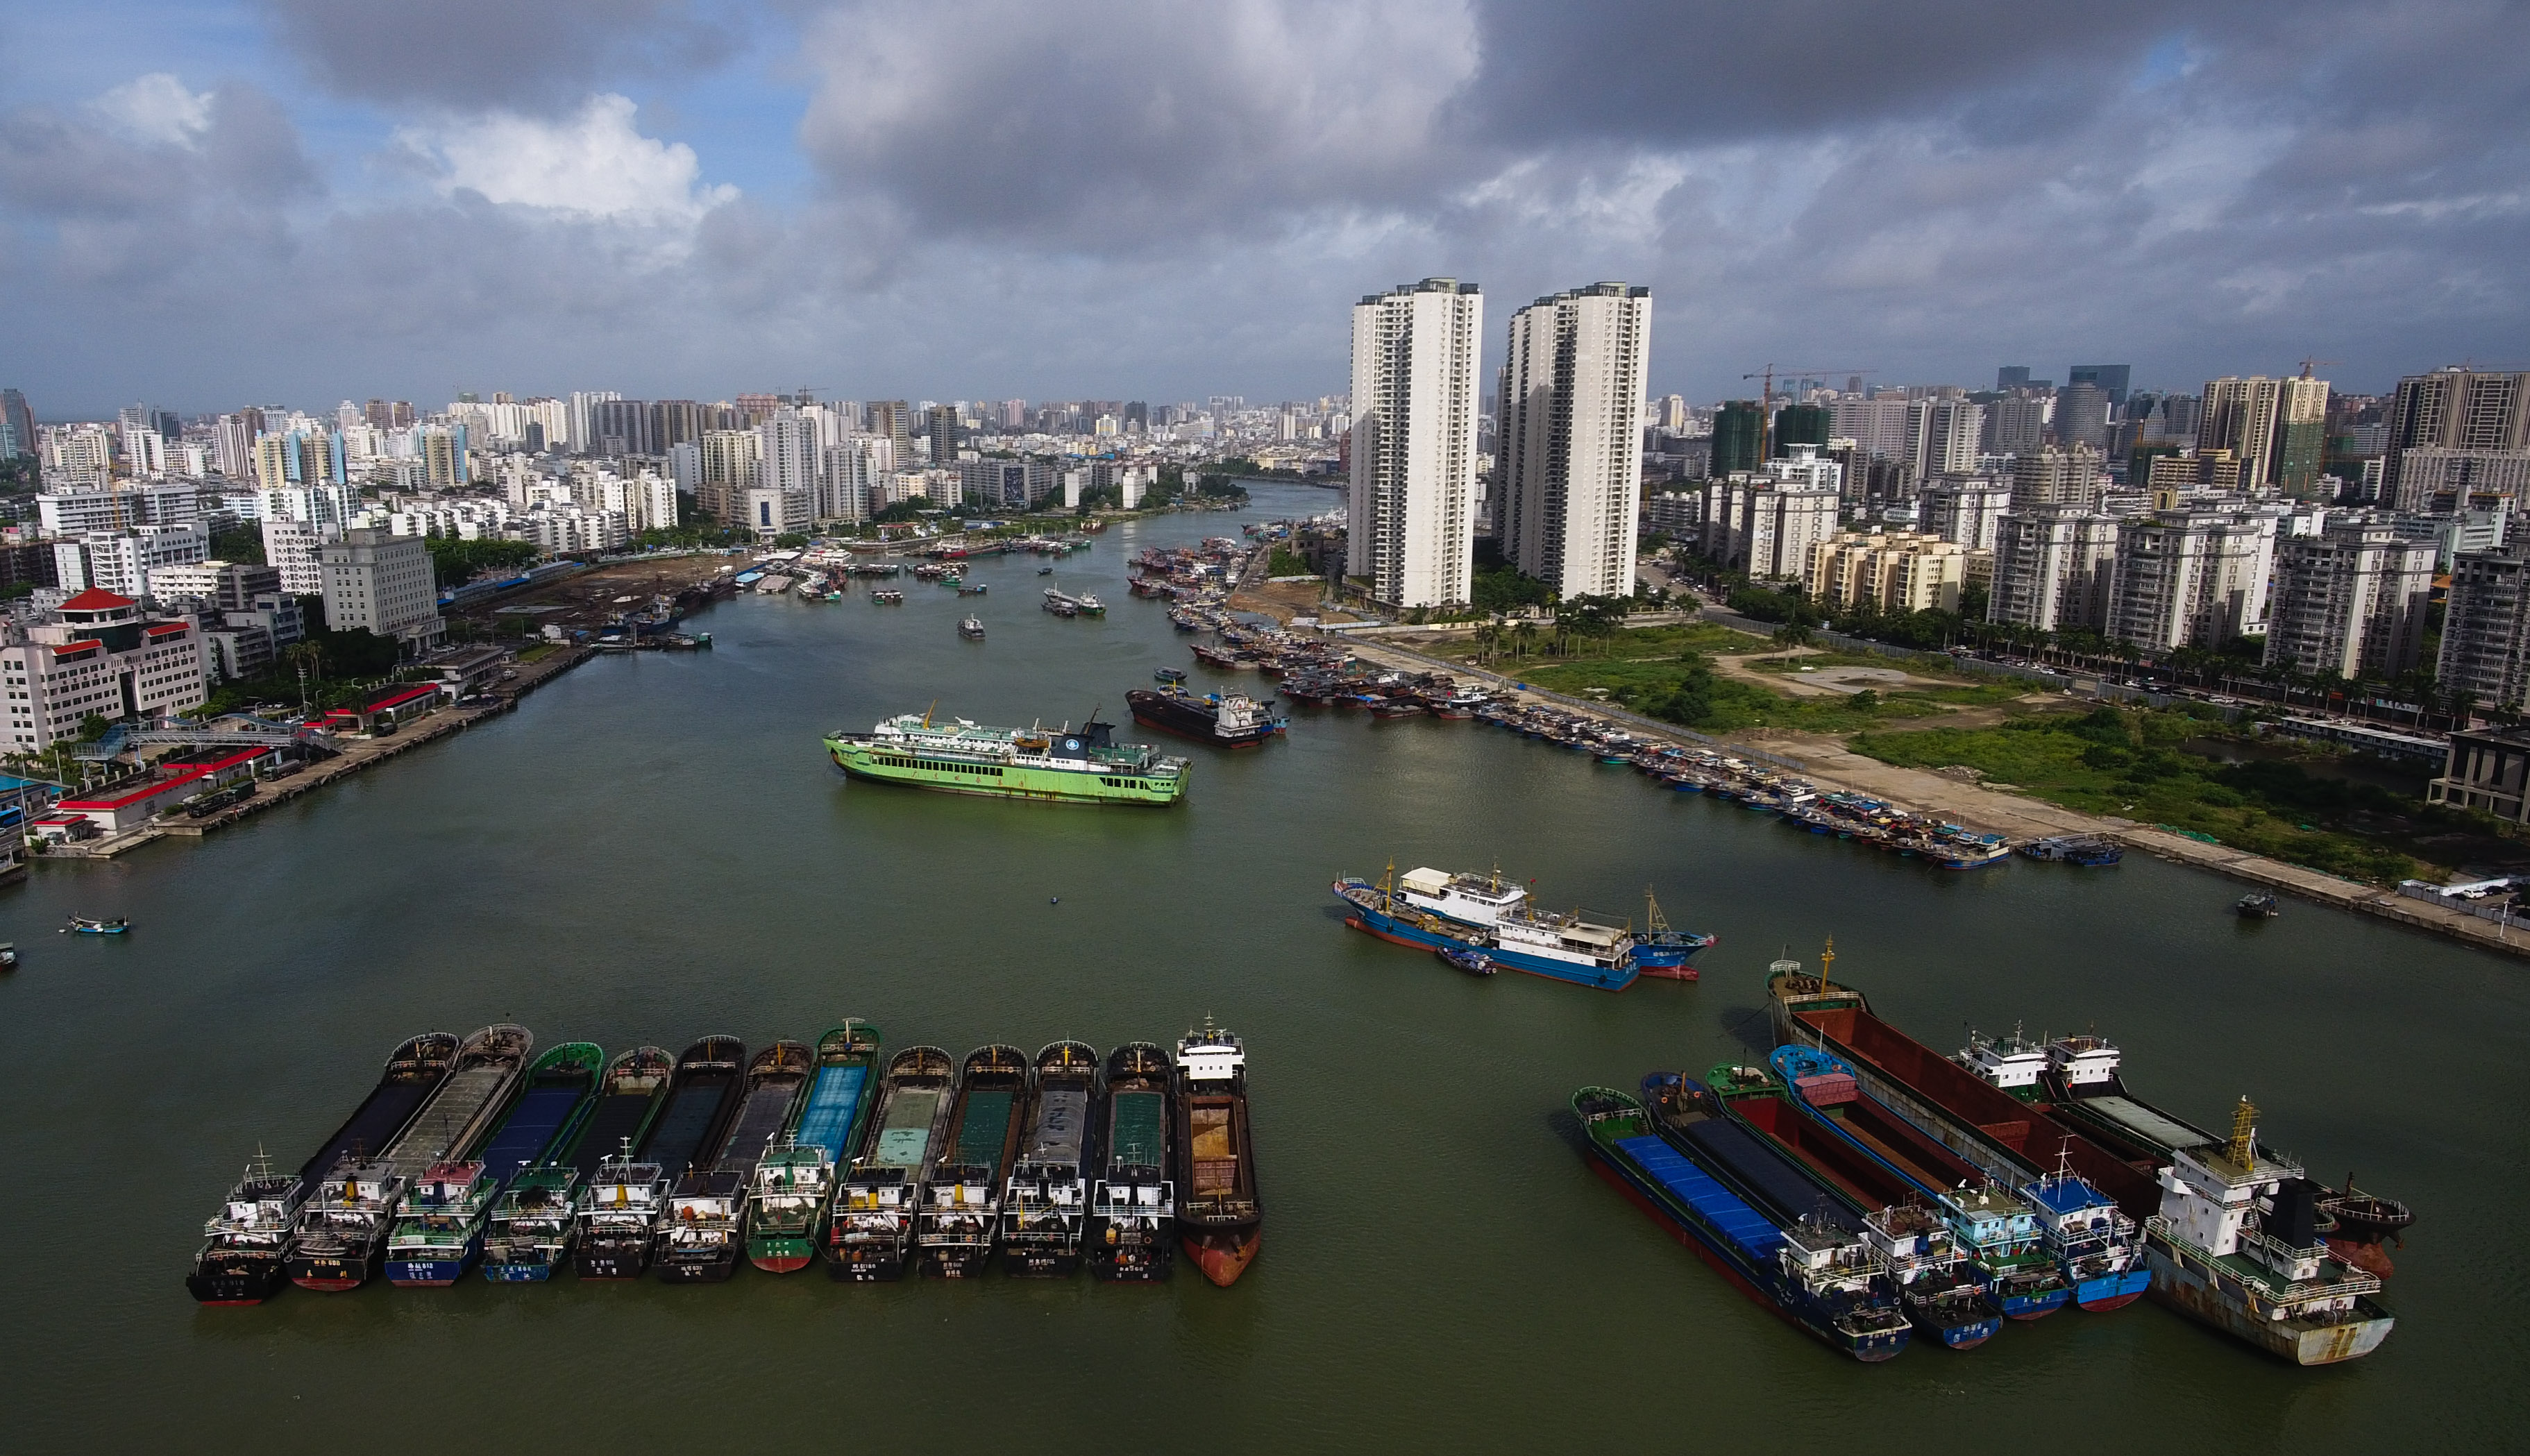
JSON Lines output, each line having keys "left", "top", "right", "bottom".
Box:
{"left": 1349, "top": 278, "right": 1482, "bottom": 610}
{"left": 1920, "top": 479, "right": 2012, "bottom": 550}
{"left": 0, "top": 389, "right": 35, "bottom": 460}
{"left": 1830, "top": 395, "right": 1912, "bottom": 460}
{"left": 2199, "top": 375, "right": 2329, "bottom": 493}
{"left": 1906, "top": 398, "right": 1984, "bottom": 479}
{"left": 2261, "top": 518, "right": 2436, "bottom": 680}
{"left": 1496, "top": 282, "right": 1651, "bottom": 600}
{"left": 2009, "top": 443, "right": 2102, "bottom": 510}
{"left": 927, "top": 405, "right": 959, "bottom": 466}
{"left": 2067, "top": 364, "right": 2132, "bottom": 407}
{"left": 1981, "top": 393, "right": 2048, "bottom": 455}
{"left": 2102, "top": 510, "right": 2278, "bottom": 652}
{"left": 1710, "top": 400, "right": 1766, "bottom": 475}
{"left": 2393, "top": 448, "right": 2530, "bottom": 514}
{"left": 825, "top": 437, "right": 893, "bottom": 522}
{"left": 568, "top": 391, "right": 620, "bottom": 455}
{"left": 2052, "top": 382, "right": 2111, "bottom": 452}
{"left": 697, "top": 430, "right": 761, "bottom": 524}
{"left": 2440, "top": 541, "right": 2530, "bottom": 711}
{"left": 2382, "top": 368, "right": 2530, "bottom": 509}
{"left": 1987, "top": 509, "right": 2118, "bottom": 632}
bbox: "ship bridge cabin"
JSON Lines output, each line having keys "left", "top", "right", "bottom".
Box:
{"left": 1957, "top": 1031, "right": 2049, "bottom": 1093}
{"left": 1397, "top": 867, "right": 1528, "bottom": 927}
{"left": 2044, "top": 1035, "right": 2120, "bottom": 1088}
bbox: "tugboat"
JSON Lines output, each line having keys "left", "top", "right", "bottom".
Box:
{"left": 1125, "top": 686, "right": 1285, "bottom": 747}
{"left": 751, "top": 1022, "right": 882, "bottom": 1273}
{"left": 659, "top": 1040, "right": 811, "bottom": 1283}
{"left": 918, "top": 1044, "right": 1031, "bottom": 1278}
{"left": 1175, "top": 1021, "right": 1260, "bottom": 1287}
{"left": 185, "top": 1153, "right": 309, "bottom": 1305}
{"left": 1003, "top": 1041, "right": 1102, "bottom": 1276}
{"left": 828, "top": 1045, "right": 956, "bottom": 1280}
{"left": 1089, "top": 1042, "right": 1175, "bottom": 1281}
{"left": 1437, "top": 947, "right": 1496, "bottom": 976}
{"left": 1571, "top": 1083, "right": 1912, "bottom": 1362}
{"left": 190, "top": 1032, "right": 455, "bottom": 1303}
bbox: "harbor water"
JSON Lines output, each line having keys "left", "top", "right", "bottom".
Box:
{"left": 1, "top": 484, "right": 2520, "bottom": 1449}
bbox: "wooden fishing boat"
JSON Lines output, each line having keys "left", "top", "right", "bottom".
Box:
{"left": 918, "top": 1044, "right": 1031, "bottom": 1278}
{"left": 827, "top": 1045, "right": 956, "bottom": 1280}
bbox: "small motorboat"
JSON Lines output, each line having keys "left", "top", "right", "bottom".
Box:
{"left": 1154, "top": 668, "right": 1188, "bottom": 684}
{"left": 65, "top": 917, "right": 130, "bottom": 935}
{"left": 958, "top": 616, "right": 986, "bottom": 641}
{"left": 1437, "top": 947, "right": 1496, "bottom": 976}
{"left": 1038, "top": 566, "right": 1054, "bottom": 576}
{"left": 2234, "top": 892, "right": 2279, "bottom": 920}
{"left": 871, "top": 589, "right": 905, "bottom": 604}
{"left": 0, "top": 943, "right": 15, "bottom": 969}
{"left": 957, "top": 584, "right": 988, "bottom": 596}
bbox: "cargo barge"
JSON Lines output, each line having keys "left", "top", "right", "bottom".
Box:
{"left": 1176, "top": 1022, "right": 1260, "bottom": 1287}
{"left": 1090, "top": 1042, "right": 1175, "bottom": 1281}
{"left": 578, "top": 1036, "right": 741, "bottom": 1279}
{"left": 1698, "top": 1065, "right": 2001, "bottom": 1349}
{"left": 750, "top": 1022, "right": 881, "bottom": 1273}
{"left": 188, "top": 1031, "right": 456, "bottom": 1304}
{"left": 1125, "top": 686, "right": 1285, "bottom": 747}
{"left": 918, "top": 1044, "right": 1031, "bottom": 1278}
{"left": 829, "top": 1045, "right": 955, "bottom": 1280}
{"left": 659, "top": 1041, "right": 810, "bottom": 1283}
{"left": 1572, "top": 1083, "right": 1912, "bottom": 1362}
{"left": 1004, "top": 1041, "right": 1101, "bottom": 1276}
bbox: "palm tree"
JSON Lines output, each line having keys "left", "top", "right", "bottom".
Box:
{"left": 1512, "top": 620, "right": 1539, "bottom": 661}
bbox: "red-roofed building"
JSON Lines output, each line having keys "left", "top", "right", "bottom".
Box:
{"left": 1, "top": 586, "right": 205, "bottom": 750}
{"left": 318, "top": 682, "right": 443, "bottom": 734}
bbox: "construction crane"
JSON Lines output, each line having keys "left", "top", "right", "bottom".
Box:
{"left": 1740, "top": 366, "right": 1873, "bottom": 461}
{"left": 2296, "top": 357, "right": 2339, "bottom": 382}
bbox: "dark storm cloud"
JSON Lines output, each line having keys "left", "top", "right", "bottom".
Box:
{"left": 258, "top": 0, "right": 734, "bottom": 110}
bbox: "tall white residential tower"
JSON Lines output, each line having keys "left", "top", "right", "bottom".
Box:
{"left": 1498, "top": 282, "right": 1651, "bottom": 600}
{"left": 1349, "top": 278, "right": 1483, "bottom": 610}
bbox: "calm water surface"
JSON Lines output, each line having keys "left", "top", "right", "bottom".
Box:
{"left": 2, "top": 485, "right": 2520, "bottom": 1450}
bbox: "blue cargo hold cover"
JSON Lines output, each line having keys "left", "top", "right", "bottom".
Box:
{"left": 1617, "top": 1134, "right": 1785, "bottom": 1264}
{"left": 795, "top": 1064, "right": 869, "bottom": 1161}
{"left": 475, "top": 1086, "right": 584, "bottom": 1182}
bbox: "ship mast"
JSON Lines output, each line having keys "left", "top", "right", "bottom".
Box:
{"left": 1818, "top": 936, "right": 1836, "bottom": 990}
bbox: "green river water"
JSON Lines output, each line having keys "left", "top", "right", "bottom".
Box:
{"left": 1, "top": 484, "right": 2519, "bottom": 1450}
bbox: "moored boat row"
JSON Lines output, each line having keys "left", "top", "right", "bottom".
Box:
{"left": 191, "top": 1019, "right": 1261, "bottom": 1299}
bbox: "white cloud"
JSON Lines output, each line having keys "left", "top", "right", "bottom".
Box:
{"left": 90, "top": 74, "right": 213, "bottom": 149}
{"left": 396, "top": 94, "right": 736, "bottom": 224}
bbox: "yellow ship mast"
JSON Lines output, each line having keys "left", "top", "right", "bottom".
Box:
{"left": 1818, "top": 936, "right": 1836, "bottom": 990}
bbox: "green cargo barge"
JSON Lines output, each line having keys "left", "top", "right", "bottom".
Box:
{"left": 825, "top": 711, "right": 1188, "bottom": 806}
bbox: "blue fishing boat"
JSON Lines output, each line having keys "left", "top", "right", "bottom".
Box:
{"left": 1334, "top": 868, "right": 1644, "bottom": 991}
{"left": 1572, "top": 1084, "right": 1912, "bottom": 1362}
{"left": 65, "top": 916, "right": 128, "bottom": 935}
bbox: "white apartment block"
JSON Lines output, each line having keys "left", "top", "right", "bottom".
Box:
{"left": 1920, "top": 480, "right": 2012, "bottom": 550}
{"left": 1, "top": 589, "right": 206, "bottom": 749}
{"left": 1830, "top": 396, "right": 1913, "bottom": 460}
{"left": 319, "top": 529, "right": 444, "bottom": 652}
{"left": 1905, "top": 398, "right": 1984, "bottom": 480}
{"left": 36, "top": 481, "right": 201, "bottom": 535}
{"left": 1497, "top": 282, "right": 1652, "bottom": 600}
{"left": 53, "top": 524, "right": 210, "bottom": 599}
{"left": 1349, "top": 278, "right": 1482, "bottom": 609}
{"left": 260, "top": 518, "right": 332, "bottom": 595}
{"left": 2395, "top": 448, "right": 2530, "bottom": 514}
{"left": 2103, "top": 511, "right": 2279, "bottom": 653}
{"left": 2262, "top": 518, "right": 2437, "bottom": 680}
{"left": 1699, "top": 476, "right": 1842, "bottom": 584}
{"left": 1987, "top": 509, "right": 2119, "bottom": 632}
{"left": 743, "top": 486, "right": 811, "bottom": 539}
{"left": 520, "top": 505, "right": 631, "bottom": 555}
{"left": 2009, "top": 443, "right": 2103, "bottom": 510}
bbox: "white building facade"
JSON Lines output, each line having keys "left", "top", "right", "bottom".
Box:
{"left": 319, "top": 530, "right": 444, "bottom": 653}
{"left": 1349, "top": 278, "right": 1483, "bottom": 609}
{"left": 1496, "top": 282, "right": 1652, "bottom": 600}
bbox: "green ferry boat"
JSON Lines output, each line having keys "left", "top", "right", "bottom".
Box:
{"left": 824, "top": 711, "right": 1188, "bottom": 806}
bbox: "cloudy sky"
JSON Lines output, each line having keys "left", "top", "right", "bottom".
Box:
{"left": 3, "top": 0, "right": 2526, "bottom": 416}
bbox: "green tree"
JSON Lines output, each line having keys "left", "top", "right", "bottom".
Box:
{"left": 773, "top": 532, "right": 811, "bottom": 550}
{"left": 423, "top": 536, "right": 541, "bottom": 589}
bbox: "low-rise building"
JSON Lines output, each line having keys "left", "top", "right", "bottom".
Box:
{"left": 0, "top": 589, "right": 206, "bottom": 750}
{"left": 2429, "top": 727, "right": 2530, "bottom": 823}
{"left": 1805, "top": 531, "right": 1967, "bottom": 613}
{"left": 317, "top": 682, "right": 442, "bottom": 735}
{"left": 48, "top": 745, "right": 273, "bottom": 836}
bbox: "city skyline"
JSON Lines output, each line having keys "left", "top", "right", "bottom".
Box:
{"left": 4, "top": 1, "right": 2526, "bottom": 413}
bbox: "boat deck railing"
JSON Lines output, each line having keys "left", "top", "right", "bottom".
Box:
{"left": 2148, "top": 1218, "right": 2382, "bottom": 1302}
